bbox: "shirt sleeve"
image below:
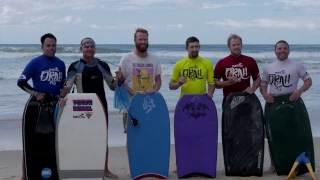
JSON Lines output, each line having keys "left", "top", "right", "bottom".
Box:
{"left": 297, "top": 63, "right": 311, "bottom": 81}
{"left": 17, "top": 59, "right": 36, "bottom": 82}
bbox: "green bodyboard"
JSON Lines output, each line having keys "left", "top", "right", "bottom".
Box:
{"left": 264, "top": 93, "right": 315, "bottom": 176}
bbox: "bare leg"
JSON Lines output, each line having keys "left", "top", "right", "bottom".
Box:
{"left": 267, "top": 145, "right": 275, "bottom": 174}
{"left": 123, "top": 113, "right": 127, "bottom": 133}
{"left": 104, "top": 146, "right": 118, "bottom": 179}
{"left": 21, "top": 156, "right": 26, "bottom": 180}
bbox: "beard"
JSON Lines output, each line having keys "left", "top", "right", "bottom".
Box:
{"left": 190, "top": 51, "right": 199, "bottom": 58}
{"left": 231, "top": 49, "right": 241, "bottom": 57}
{"left": 136, "top": 43, "right": 149, "bottom": 53}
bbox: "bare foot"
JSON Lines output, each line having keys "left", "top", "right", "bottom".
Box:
{"left": 104, "top": 170, "right": 118, "bottom": 179}
{"left": 173, "top": 169, "right": 177, "bottom": 173}
{"left": 266, "top": 165, "right": 275, "bottom": 174}
{"left": 124, "top": 170, "right": 130, "bottom": 177}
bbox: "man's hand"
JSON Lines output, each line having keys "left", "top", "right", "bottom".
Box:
{"left": 36, "top": 92, "right": 46, "bottom": 103}
{"left": 115, "top": 67, "right": 124, "bottom": 81}
{"left": 205, "top": 91, "right": 213, "bottom": 98}
{"left": 227, "top": 76, "right": 239, "bottom": 86}
{"left": 263, "top": 93, "right": 274, "bottom": 103}
{"left": 146, "top": 88, "right": 155, "bottom": 94}
{"left": 243, "top": 87, "right": 255, "bottom": 94}
{"left": 290, "top": 90, "right": 303, "bottom": 101}
{"left": 178, "top": 76, "right": 186, "bottom": 86}
{"left": 58, "top": 97, "right": 67, "bottom": 107}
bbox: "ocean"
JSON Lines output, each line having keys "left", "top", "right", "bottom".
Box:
{"left": 1, "top": 44, "right": 320, "bottom": 151}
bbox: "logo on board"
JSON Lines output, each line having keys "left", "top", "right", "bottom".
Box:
{"left": 183, "top": 96, "right": 209, "bottom": 119}
{"left": 73, "top": 99, "right": 93, "bottom": 119}
{"left": 230, "top": 96, "right": 245, "bottom": 109}
{"left": 41, "top": 168, "right": 52, "bottom": 178}
{"left": 143, "top": 96, "right": 156, "bottom": 114}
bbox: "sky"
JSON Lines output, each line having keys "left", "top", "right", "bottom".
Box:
{"left": 1, "top": 0, "right": 320, "bottom": 44}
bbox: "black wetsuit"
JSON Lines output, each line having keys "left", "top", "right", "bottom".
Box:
{"left": 65, "top": 58, "right": 114, "bottom": 123}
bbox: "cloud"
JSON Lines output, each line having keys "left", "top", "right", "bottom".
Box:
{"left": 275, "top": 0, "right": 320, "bottom": 13}
{"left": 275, "top": 0, "right": 320, "bottom": 7}
{"left": 166, "top": 24, "right": 183, "bottom": 29}
{"left": 119, "top": 0, "right": 248, "bottom": 9}
{"left": 88, "top": 24, "right": 155, "bottom": 30}
{"left": 205, "top": 18, "right": 319, "bottom": 30}
{"left": 55, "top": 16, "right": 73, "bottom": 24}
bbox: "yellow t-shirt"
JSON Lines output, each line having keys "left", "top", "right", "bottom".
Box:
{"left": 170, "top": 56, "right": 215, "bottom": 97}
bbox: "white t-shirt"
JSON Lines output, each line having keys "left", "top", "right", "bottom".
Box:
{"left": 261, "top": 59, "right": 310, "bottom": 95}
{"left": 118, "top": 52, "right": 162, "bottom": 113}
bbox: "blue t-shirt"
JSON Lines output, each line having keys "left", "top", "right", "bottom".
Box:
{"left": 18, "top": 55, "right": 66, "bottom": 96}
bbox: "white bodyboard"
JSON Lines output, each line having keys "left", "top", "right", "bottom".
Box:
{"left": 55, "top": 93, "right": 107, "bottom": 179}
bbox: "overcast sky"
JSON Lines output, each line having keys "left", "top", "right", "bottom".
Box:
{"left": 1, "top": 0, "right": 320, "bottom": 44}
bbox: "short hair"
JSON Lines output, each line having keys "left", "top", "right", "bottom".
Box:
{"left": 134, "top": 28, "right": 148, "bottom": 40}
{"left": 185, "top": 36, "right": 200, "bottom": 48}
{"left": 275, "top": 40, "right": 290, "bottom": 50}
{"left": 80, "top": 37, "right": 95, "bottom": 44}
{"left": 40, "top": 33, "right": 57, "bottom": 44}
{"left": 227, "top": 34, "right": 242, "bottom": 47}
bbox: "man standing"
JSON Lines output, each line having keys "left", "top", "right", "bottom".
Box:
{"left": 59, "top": 37, "right": 121, "bottom": 179}
{"left": 169, "top": 36, "right": 215, "bottom": 173}
{"left": 169, "top": 36, "right": 215, "bottom": 98}
{"left": 214, "top": 34, "right": 261, "bottom": 103}
{"left": 17, "top": 33, "right": 66, "bottom": 180}
{"left": 260, "top": 40, "right": 312, "bottom": 173}
{"left": 119, "top": 28, "right": 162, "bottom": 134}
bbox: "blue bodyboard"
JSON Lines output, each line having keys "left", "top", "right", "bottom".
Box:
{"left": 127, "top": 92, "right": 170, "bottom": 180}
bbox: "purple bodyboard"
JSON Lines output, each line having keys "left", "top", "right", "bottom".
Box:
{"left": 174, "top": 94, "right": 218, "bottom": 178}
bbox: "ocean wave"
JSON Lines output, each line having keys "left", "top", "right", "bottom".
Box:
{"left": 1, "top": 50, "right": 320, "bottom": 60}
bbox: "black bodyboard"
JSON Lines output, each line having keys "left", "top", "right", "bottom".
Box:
{"left": 23, "top": 97, "right": 59, "bottom": 180}
{"left": 222, "top": 92, "right": 265, "bottom": 176}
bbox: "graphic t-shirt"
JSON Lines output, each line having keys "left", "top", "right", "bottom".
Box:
{"left": 214, "top": 54, "right": 260, "bottom": 99}
{"left": 119, "top": 52, "right": 162, "bottom": 92}
{"left": 261, "top": 59, "right": 310, "bottom": 95}
{"left": 17, "top": 55, "right": 66, "bottom": 96}
{"left": 170, "top": 56, "right": 215, "bottom": 97}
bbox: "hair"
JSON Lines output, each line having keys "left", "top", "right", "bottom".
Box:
{"left": 80, "top": 37, "right": 94, "bottom": 44}
{"left": 40, "top": 33, "right": 57, "bottom": 44}
{"left": 227, "top": 34, "right": 242, "bottom": 47}
{"left": 275, "top": 40, "right": 290, "bottom": 50}
{"left": 185, "top": 36, "right": 200, "bottom": 48}
{"left": 134, "top": 28, "right": 149, "bottom": 40}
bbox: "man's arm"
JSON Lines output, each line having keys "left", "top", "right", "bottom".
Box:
{"left": 153, "top": 74, "right": 162, "bottom": 92}
{"left": 215, "top": 78, "right": 238, "bottom": 88}
{"left": 252, "top": 77, "right": 261, "bottom": 91}
{"left": 169, "top": 80, "right": 182, "bottom": 90}
{"left": 17, "top": 59, "right": 43, "bottom": 98}
{"left": 299, "top": 78, "right": 312, "bottom": 92}
{"left": 59, "top": 64, "right": 77, "bottom": 98}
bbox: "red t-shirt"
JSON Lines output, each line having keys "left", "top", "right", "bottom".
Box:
{"left": 214, "top": 54, "right": 260, "bottom": 99}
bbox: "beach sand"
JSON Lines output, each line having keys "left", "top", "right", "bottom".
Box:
{"left": 0, "top": 138, "right": 319, "bottom": 180}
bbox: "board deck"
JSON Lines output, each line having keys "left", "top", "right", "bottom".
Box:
{"left": 55, "top": 93, "right": 107, "bottom": 179}
{"left": 264, "top": 93, "right": 315, "bottom": 176}
{"left": 127, "top": 92, "right": 170, "bottom": 180}
{"left": 174, "top": 94, "right": 218, "bottom": 178}
{"left": 23, "top": 96, "right": 59, "bottom": 180}
{"left": 222, "top": 92, "right": 264, "bottom": 176}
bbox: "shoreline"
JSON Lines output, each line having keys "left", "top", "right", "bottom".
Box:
{"left": 1, "top": 139, "right": 319, "bottom": 180}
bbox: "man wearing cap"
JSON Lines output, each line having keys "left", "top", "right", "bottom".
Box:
{"left": 59, "top": 37, "right": 123, "bottom": 179}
